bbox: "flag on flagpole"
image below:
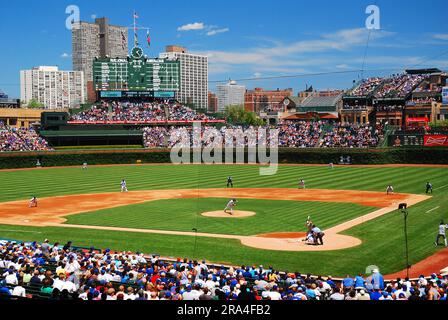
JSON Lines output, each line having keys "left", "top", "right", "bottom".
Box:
{"left": 134, "top": 12, "right": 139, "bottom": 19}
{"left": 121, "top": 31, "right": 127, "bottom": 50}
{"left": 146, "top": 30, "right": 151, "bottom": 48}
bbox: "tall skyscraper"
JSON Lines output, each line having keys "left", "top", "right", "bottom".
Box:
{"left": 20, "top": 66, "right": 85, "bottom": 109}
{"left": 72, "top": 17, "right": 128, "bottom": 102}
{"left": 159, "top": 46, "right": 208, "bottom": 110}
{"left": 216, "top": 80, "right": 246, "bottom": 112}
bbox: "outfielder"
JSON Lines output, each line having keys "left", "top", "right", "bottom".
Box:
{"left": 121, "top": 179, "right": 128, "bottom": 192}
{"left": 224, "top": 198, "right": 237, "bottom": 215}
{"left": 29, "top": 196, "right": 37, "bottom": 208}
{"left": 426, "top": 182, "right": 433, "bottom": 194}
{"left": 299, "top": 179, "right": 306, "bottom": 189}
{"left": 435, "top": 220, "right": 448, "bottom": 247}
{"left": 82, "top": 162, "right": 88, "bottom": 170}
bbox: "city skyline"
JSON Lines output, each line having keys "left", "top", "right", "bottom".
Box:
{"left": 0, "top": 0, "right": 447, "bottom": 98}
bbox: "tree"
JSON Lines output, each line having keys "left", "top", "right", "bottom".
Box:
{"left": 224, "top": 105, "right": 265, "bottom": 126}
{"left": 26, "top": 99, "right": 44, "bottom": 109}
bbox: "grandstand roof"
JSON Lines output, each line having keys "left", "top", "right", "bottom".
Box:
{"left": 406, "top": 68, "right": 442, "bottom": 75}
{"left": 300, "top": 95, "right": 342, "bottom": 108}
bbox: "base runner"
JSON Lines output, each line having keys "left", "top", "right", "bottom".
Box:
{"left": 224, "top": 198, "right": 237, "bottom": 215}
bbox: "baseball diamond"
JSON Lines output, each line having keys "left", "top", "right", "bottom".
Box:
{"left": 0, "top": 163, "right": 446, "bottom": 277}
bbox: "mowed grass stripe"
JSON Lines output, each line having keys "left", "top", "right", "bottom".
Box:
{"left": 64, "top": 198, "right": 377, "bottom": 236}
{"left": 1, "top": 165, "right": 447, "bottom": 202}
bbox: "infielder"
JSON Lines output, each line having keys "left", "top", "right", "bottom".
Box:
{"left": 29, "top": 196, "right": 37, "bottom": 208}
{"left": 435, "top": 220, "right": 448, "bottom": 247}
{"left": 426, "top": 182, "right": 433, "bottom": 194}
{"left": 386, "top": 185, "right": 394, "bottom": 195}
{"left": 121, "top": 179, "right": 128, "bottom": 192}
{"left": 227, "top": 176, "right": 233, "bottom": 188}
{"left": 224, "top": 198, "right": 237, "bottom": 215}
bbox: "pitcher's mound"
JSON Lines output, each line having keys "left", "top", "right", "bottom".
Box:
{"left": 201, "top": 210, "right": 256, "bottom": 218}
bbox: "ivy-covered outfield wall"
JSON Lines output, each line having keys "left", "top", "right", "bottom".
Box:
{"left": 0, "top": 147, "right": 448, "bottom": 169}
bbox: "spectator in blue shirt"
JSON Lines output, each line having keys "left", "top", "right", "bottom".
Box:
{"left": 342, "top": 275, "right": 355, "bottom": 289}
{"left": 354, "top": 274, "right": 366, "bottom": 289}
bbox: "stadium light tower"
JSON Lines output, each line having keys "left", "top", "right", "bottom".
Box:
{"left": 398, "top": 203, "right": 411, "bottom": 278}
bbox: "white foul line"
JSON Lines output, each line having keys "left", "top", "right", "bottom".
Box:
{"left": 435, "top": 184, "right": 448, "bottom": 190}
{"left": 426, "top": 206, "right": 440, "bottom": 214}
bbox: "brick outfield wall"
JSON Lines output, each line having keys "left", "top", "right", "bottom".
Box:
{"left": 1, "top": 147, "right": 448, "bottom": 169}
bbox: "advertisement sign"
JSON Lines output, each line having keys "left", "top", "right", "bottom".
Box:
{"left": 442, "top": 87, "right": 448, "bottom": 105}
{"left": 424, "top": 135, "right": 448, "bottom": 147}
{"left": 154, "top": 91, "right": 175, "bottom": 98}
{"left": 100, "top": 91, "right": 122, "bottom": 98}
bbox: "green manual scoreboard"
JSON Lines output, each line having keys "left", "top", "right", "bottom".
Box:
{"left": 93, "top": 46, "right": 181, "bottom": 94}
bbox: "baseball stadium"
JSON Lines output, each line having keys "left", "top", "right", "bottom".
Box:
{"left": 1, "top": 2, "right": 448, "bottom": 303}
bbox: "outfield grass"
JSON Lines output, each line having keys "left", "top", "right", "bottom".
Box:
{"left": 65, "top": 198, "right": 376, "bottom": 235}
{"left": 0, "top": 164, "right": 447, "bottom": 276}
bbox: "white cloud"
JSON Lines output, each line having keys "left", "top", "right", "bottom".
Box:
{"left": 433, "top": 34, "right": 448, "bottom": 41}
{"left": 336, "top": 64, "right": 350, "bottom": 69}
{"left": 60, "top": 53, "right": 70, "bottom": 58}
{"left": 177, "top": 22, "right": 204, "bottom": 31}
{"left": 196, "top": 28, "right": 398, "bottom": 76}
{"left": 206, "top": 28, "right": 229, "bottom": 36}
{"left": 253, "top": 72, "right": 262, "bottom": 78}
{"left": 91, "top": 14, "right": 97, "bottom": 20}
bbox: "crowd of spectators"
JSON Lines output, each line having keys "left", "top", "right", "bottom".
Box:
{"left": 342, "top": 104, "right": 370, "bottom": 110}
{"left": 277, "top": 121, "right": 323, "bottom": 148}
{"left": 0, "top": 122, "right": 53, "bottom": 152}
{"left": 351, "top": 77, "right": 383, "bottom": 96}
{"left": 0, "top": 239, "right": 446, "bottom": 301}
{"left": 350, "top": 74, "right": 428, "bottom": 98}
{"left": 375, "top": 74, "right": 428, "bottom": 99}
{"left": 406, "top": 97, "right": 437, "bottom": 106}
{"left": 142, "top": 121, "right": 383, "bottom": 149}
{"left": 70, "top": 101, "right": 215, "bottom": 123}
{"left": 375, "top": 105, "right": 403, "bottom": 112}
{"left": 318, "top": 123, "right": 383, "bottom": 148}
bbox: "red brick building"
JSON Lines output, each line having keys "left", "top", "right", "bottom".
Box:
{"left": 208, "top": 92, "right": 218, "bottom": 113}
{"left": 244, "top": 88, "right": 293, "bottom": 112}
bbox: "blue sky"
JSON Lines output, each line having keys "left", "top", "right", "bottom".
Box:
{"left": 0, "top": 0, "right": 447, "bottom": 98}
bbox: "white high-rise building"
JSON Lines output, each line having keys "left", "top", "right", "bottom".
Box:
{"left": 159, "top": 46, "right": 208, "bottom": 110}
{"left": 216, "top": 80, "right": 246, "bottom": 112}
{"left": 20, "top": 66, "right": 85, "bottom": 109}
